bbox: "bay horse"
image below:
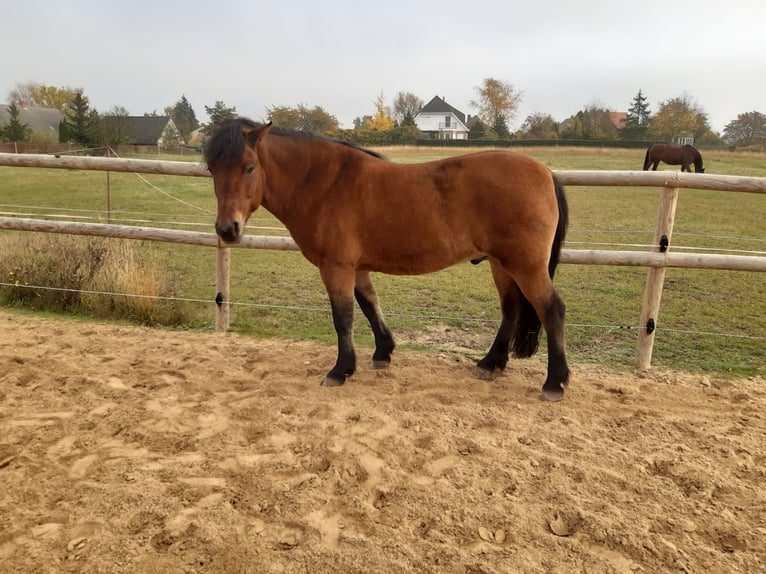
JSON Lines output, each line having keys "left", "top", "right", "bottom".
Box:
{"left": 643, "top": 143, "right": 705, "bottom": 172}
{"left": 205, "top": 118, "right": 570, "bottom": 401}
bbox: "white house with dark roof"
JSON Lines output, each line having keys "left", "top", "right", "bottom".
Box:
{"left": 414, "top": 95, "right": 469, "bottom": 140}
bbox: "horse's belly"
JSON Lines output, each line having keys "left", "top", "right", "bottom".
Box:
{"left": 359, "top": 238, "right": 478, "bottom": 275}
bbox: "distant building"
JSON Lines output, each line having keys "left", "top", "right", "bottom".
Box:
{"left": 609, "top": 112, "right": 627, "bottom": 130}
{"left": 0, "top": 104, "right": 63, "bottom": 141}
{"left": 101, "top": 116, "right": 184, "bottom": 149}
{"left": 414, "top": 96, "right": 469, "bottom": 140}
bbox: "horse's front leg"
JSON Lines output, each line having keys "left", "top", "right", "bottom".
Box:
{"left": 354, "top": 270, "right": 395, "bottom": 369}
{"left": 320, "top": 265, "right": 357, "bottom": 387}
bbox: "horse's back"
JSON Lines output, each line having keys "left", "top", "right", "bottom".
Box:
{"left": 343, "top": 150, "right": 561, "bottom": 274}
{"left": 400, "top": 150, "right": 557, "bottom": 217}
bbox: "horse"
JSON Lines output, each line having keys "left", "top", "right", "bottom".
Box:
{"left": 205, "top": 118, "right": 571, "bottom": 401}
{"left": 643, "top": 143, "right": 705, "bottom": 173}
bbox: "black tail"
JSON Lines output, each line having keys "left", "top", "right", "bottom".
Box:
{"left": 548, "top": 176, "right": 569, "bottom": 279}
{"left": 511, "top": 176, "right": 568, "bottom": 358}
{"left": 642, "top": 147, "right": 651, "bottom": 170}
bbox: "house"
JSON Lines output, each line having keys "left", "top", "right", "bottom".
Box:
{"left": 102, "top": 116, "right": 184, "bottom": 149}
{"left": 609, "top": 112, "right": 627, "bottom": 131}
{"left": 414, "top": 96, "right": 470, "bottom": 140}
{"left": 0, "top": 104, "right": 63, "bottom": 141}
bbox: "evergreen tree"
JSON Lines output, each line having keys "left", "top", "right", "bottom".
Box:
{"left": 0, "top": 102, "right": 32, "bottom": 141}
{"left": 400, "top": 112, "right": 417, "bottom": 127}
{"left": 203, "top": 101, "right": 237, "bottom": 135}
{"left": 467, "top": 118, "right": 486, "bottom": 140}
{"left": 171, "top": 95, "right": 199, "bottom": 141}
{"left": 621, "top": 89, "right": 651, "bottom": 140}
{"left": 492, "top": 115, "right": 511, "bottom": 139}
{"left": 61, "top": 91, "right": 97, "bottom": 145}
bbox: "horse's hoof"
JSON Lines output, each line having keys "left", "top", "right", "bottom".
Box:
{"left": 474, "top": 366, "right": 501, "bottom": 380}
{"left": 321, "top": 376, "right": 346, "bottom": 387}
{"left": 541, "top": 388, "right": 565, "bottom": 402}
{"left": 371, "top": 359, "right": 390, "bottom": 370}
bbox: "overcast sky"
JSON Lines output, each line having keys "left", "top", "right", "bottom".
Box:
{"left": 2, "top": 0, "right": 764, "bottom": 133}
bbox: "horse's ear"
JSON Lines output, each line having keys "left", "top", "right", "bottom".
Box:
{"left": 245, "top": 122, "right": 273, "bottom": 148}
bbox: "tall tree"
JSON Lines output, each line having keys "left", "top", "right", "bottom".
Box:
{"left": 649, "top": 94, "right": 710, "bottom": 142}
{"left": 722, "top": 111, "right": 766, "bottom": 147}
{"left": 102, "top": 105, "right": 132, "bottom": 145}
{"left": 561, "top": 102, "right": 617, "bottom": 140}
{"left": 470, "top": 78, "right": 523, "bottom": 136}
{"left": 266, "top": 104, "right": 339, "bottom": 134}
{"left": 8, "top": 82, "right": 77, "bottom": 111}
{"left": 353, "top": 115, "right": 373, "bottom": 130}
{"left": 169, "top": 95, "right": 199, "bottom": 141}
{"left": 0, "top": 102, "right": 32, "bottom": 141}
{"left": 203, "top": 101, "right": 237, "bottom": 135}
{"left": 581, "top": 102, "right": 618, "bottom": 140}
{"left": 392, "top": 92, "right": 423, "bottom": 125}
{"left": 518, "top": 112, "right": 558, "bottom": 139}
{"left": 621, "top": 89, "right": 651, "bottom": 140}
{"left": 364, "top": 93, "right": 395, "bottom": 131}
{"left": 60, "top": 90, "right": 100, "bottom": 145}
{"left": 492, "top": 115, "right": 511, "bottom": 139}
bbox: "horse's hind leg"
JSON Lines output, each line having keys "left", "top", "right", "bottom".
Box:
{"left": 492, "top": 265, "right": 569, "bottom": 401}
{"left": 476, "top": 262, "right": 523, "bottom": 378}
{"left": 508, "top": 266, "right": 570, "bottom": 401}
{"left": 354, "top": 270, "right": 395, "bottom": 368}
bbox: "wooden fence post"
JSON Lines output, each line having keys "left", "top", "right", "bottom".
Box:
{"left": 215, "top": 245, "right": 230, "bottom": 332}
{"left": 636, "top": 183, "right": 680, "bottom": 369}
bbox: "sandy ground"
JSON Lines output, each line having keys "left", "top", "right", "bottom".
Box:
{"left": 1, "top": 309, "right": 764, "bottom": 574}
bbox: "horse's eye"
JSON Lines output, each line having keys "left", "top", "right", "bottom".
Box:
{"left": 246, "top": 164, "right": 255, "bottom": 175}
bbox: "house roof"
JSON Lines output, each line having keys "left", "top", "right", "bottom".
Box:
{"left": 419, "top": 96, "right": 466, "bottom": 124}
{"left": 609, "top": 112, "right": 627, "bottom": 130}
{"left": 0, "top": 105, "right": 63, "bottom": 137}
{"left": 102, "top": 116, "right": 177, "bottom": 145}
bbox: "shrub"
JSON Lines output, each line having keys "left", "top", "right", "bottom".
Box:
{"left": 0, "top": 232, "right": 190, "bottom": 325}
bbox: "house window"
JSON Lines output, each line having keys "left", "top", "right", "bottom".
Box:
{"left": 444, "top": 116, "right": 451, "bottom": 128}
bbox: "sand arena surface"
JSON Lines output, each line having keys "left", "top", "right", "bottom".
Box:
{"left": 1, "top": 309, "right": 764, "bottom": 573}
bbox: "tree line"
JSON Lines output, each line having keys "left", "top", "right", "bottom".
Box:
{"left": 3, "top": 80, "right": 766, "bottom": 149}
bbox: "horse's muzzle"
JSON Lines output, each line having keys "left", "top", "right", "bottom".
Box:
{"left": 215, "top": 220, "right": 243, "bottom": 244}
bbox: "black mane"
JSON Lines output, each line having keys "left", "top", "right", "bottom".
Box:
{"left": 204, "top": 117, "right": 385, "bottom": 169}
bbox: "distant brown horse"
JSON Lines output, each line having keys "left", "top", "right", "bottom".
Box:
{"left": 643, "top": 143, "right": 705, "bottom": 172}
{"left": 205, "top": 118, "right": 570, "bottom": 401}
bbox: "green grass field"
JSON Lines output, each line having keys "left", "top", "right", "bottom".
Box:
{"left": 1, "top": 146, "right": 764, "bottom": 377}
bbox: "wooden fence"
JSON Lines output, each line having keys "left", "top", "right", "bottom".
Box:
{"left": 1, "top": 152, "right": 764, "bottom": 369}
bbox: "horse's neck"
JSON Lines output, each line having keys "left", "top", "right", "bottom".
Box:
{"left": 258, "top": 136, "right": 340, "bottom": 224}
{"left": 258, "top": 137, "right": 309, "bottom": 219}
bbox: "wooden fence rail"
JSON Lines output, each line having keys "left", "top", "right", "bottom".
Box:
{"left": 1, "top": 152, "right": 764, "bottom": 368}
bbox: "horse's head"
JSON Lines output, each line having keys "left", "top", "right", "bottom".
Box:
{"left": 205, "top": 119, "right": 272, "bottom": 244}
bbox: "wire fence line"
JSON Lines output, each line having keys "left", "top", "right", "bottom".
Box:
{"left": 3, "top": 280, "right": 763, "bottom": 343}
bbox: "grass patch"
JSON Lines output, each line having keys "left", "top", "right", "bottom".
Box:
{"left": 0, "top": 232, "right": 190, "bottom": 325}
